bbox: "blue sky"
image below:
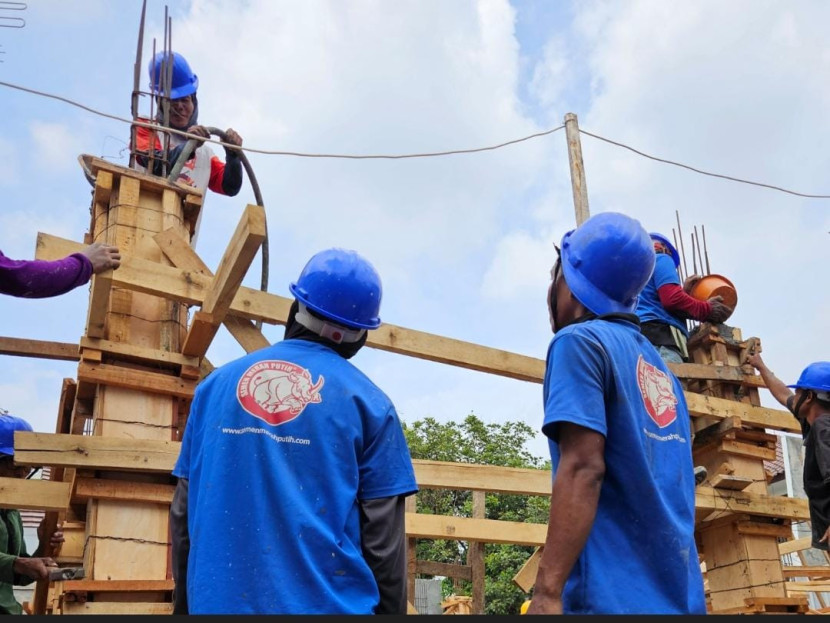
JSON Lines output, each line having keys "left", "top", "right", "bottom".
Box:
{"left": 1, "top": 0, "right": 828, "bottom": 460}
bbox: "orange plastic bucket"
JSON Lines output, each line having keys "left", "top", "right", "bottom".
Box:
{"left": 690, "top": 274, "right": 738, "bottom": 311}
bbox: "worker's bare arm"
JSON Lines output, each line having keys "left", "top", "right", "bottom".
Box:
{"left": 746, "top": 352, "right": 793, "bottom": 408}
{"left": 527, "top": 423, "right": 605, "bottom": 615}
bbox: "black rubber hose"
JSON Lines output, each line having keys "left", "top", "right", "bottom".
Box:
{"left": 205, "top": 127, "right": 269, "bottom": 330}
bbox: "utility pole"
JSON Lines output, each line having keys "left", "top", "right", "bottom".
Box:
{"left": 564, "top": 112, "right": 590, "bottom": 226}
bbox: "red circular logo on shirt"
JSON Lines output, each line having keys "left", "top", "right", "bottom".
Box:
{"left": 237, "top": 360, "right": 324, "bottom": 426}
{"left": 637, "top": 355, "right": 678, "bottom": 428}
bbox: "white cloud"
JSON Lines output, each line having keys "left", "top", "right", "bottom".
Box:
{"left": 0, "top": 137, "right": 18, "bottom": 185}
{"left": 30, "top": 121, "right": 85, "bottom": 171}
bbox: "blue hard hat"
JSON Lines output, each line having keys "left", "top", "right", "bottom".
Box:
{"left": 649, "top": 232, "right": 680, "bottom": 268}
{"left": 560, "top": 212, "right": 656, "bottom": 315}
{"left": 0, "top": 414, "right": 33, "bottom": 457}
{"left": 289, "top": 248, "right": 382, "bottom": 330}
{"left": 787, "top": 362, "right": 830, "bottom": 394}
{"left": 148, "top": 51, "right": 199, "bottom": 99}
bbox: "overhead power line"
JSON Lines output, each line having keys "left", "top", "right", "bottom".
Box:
{"left": 578, "top": 129, "right": 830, "bottom": 200}
{"left": 1, "top": 79, "right": 829, "bottom": 199}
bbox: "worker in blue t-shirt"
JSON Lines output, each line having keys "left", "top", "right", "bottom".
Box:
{"left": 170, "top": 248, "right": 418, "bottom": 615}
{"left": 527, "top": 213, "right": 706, "bottom": 615}
{"left": 636, "top": 232, "right": 732, "bottom": 364}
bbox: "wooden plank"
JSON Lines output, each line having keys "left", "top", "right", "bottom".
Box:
{"left": 513, "top": 547, "right": 541, "bottom": 593}
{"left": 719, "top": 439, "right": 777, "bottom": 461}
{"left": 416, "top": 560, "right": 472, "bottom": 581}
{"left": 782, "top": 567, "right": 830, "bottom": 580}
{"left": 13, "top": 432, "right": 179, "bottom": 473}
{"left": 735, "top": 520, "right": 793, "bottom": 539}
{"left": 79, "top": 337, "right": 200, "bottom": 369}
{"left": 668, "top": 362, "right": 765, "bottom": 387}
{"left": 469, "top": 490, "right": 485, "bottom": 614}
{"left": 85, "top": 270, "right": 113, "bottom": 338}
{"left": 62, "top": 602, "right": 173, "bottom": 615}
{"left": 0, "top": 477, "right": 71, "bottom": 511}
{"left": 685, "top": 392, "right": 799, "bottom": 434}
{"left": 405, "top": 513, "right": 547, "bottom": 546}
{"left": 181, "top": 204, "right": 266, "bottom": 357}
{"left": 695, "top": 485, "right": 809, "bottom": 521}
{"left": 710, "top": 473, "right": 753, "bottom": 491}
{"left": 413, "top": 460, "right": 551, "bottom": 496}
{"left": 0, "top": 336, "right": 79, "bottom": 361}
{"left": 77, "top": 361, "right": 196, "bottom": 399}
{"left": 780, "top": 537, "right": 815, "bottom": 556}
{"left": 73, "top": 477, "right": 175, "bottom": 504}
{"left": 153, "top": 228, "right": 270, "bottom": 355}
{"left": 63, "top": 579, "right": 174, "bottom": 592}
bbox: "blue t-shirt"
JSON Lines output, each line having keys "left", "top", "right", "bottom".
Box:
{"left": 635, "top": 253, "right": 688, "bottom": 336}
{"left": 542, "top": 318, "right": 705, "bottom": 615}
{"left": 173, "top": 339, "right": 418, "bottom": 614}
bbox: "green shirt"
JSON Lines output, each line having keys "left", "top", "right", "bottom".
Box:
{"left": 0, "top": 509, "right": 34, "bottom": 615}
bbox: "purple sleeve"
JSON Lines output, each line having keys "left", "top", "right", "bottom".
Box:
{"left": 0, "top": 250, "right": 93, "bottom": 298}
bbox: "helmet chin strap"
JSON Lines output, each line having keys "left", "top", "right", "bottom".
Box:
{"left": 295, "top": 302, "right": 366, "bottom": 344}
{"left": 792, "top": 390, "right": 812, "bottom": 421}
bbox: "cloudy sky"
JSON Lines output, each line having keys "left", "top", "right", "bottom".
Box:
{"left": 1, "top": 0, "right": 827, "bottom": 460}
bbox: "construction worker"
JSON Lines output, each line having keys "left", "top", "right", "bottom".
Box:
{"left": 0, "top": 414, "right": 65, "bottom": 615}
{"left": 636, "top": 232, "right": 732, "bottom": 364}
{"left": 0, "top": 242, "right": 120, "bottom": 298}
{"left": 746, "top": 354, "right": 830, "bottom": 549}
{"left": 528, "top": 212, "right": 706, "bottom": 614}
{"left": 170, "top": 248, "right": 418, "bottom": 614}
{"left": 132, "top": 51, "right": 244, "bottom": 198}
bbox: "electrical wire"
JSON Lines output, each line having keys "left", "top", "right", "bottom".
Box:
{"left": 579, "top": 129, "right": 830, "bottom": 199}
{"left": 2, "top": 78, "right": 829, "bottom": 198}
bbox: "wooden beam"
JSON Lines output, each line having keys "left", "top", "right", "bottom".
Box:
{"left": 564, "top": 113, "right": 590, "bottom": 226}
{"left": 79, "top": 337, "right": 200, "bottom": 370}
{"left": 73, "top": 477, "right": 175, "bottom": 505}
{"left": 668, "top": 362, "right": 765, "bottom": 387}
{"left": 13, "top": 432, "right": 179, "bottom": 473}
{"left": 406, "top": 513, "right": 548, "bottom": 546}
{"left": 513, "top": 547, "right": 541, "bottom": 593}
{"left": 62, "top": 602, "right": 173, "bottom": 615}
{"left": 84, "top": 270, "right": 113, "bottom": 338}
{"left": 695, "top": 485, "right": 809, "bottom": 521}
{"left": 181, "top": 204, "right": 266, "bottom": 358}
{"left": 780, "top": 537, "right": 814, "bottom": 556}
{"left": 415, "top": 560, "right": 472, "bottom": 581}
{"left": 153, "top": 228, "right": 271, "bottom": 355}
{"left": 782, "top": 567, "right": 830, "bottom": 580}
{"left": 0, "top": 336, "right": 79, "bottom": 361}
{"left": 63, "top": 579, "right": 174, "bottom": 593}
{"left": 414, "top": 460, "right": 550, "bottom": 496}
{"left": 0, "top": 477, "right": 71, "bottom": 511}
{"left": 77, "top": 361, "right": 196, "bottom": 399}
{"left": 685, "top": 392, "right": 799, "bottom": 434}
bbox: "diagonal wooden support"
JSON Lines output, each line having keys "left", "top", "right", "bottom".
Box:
{"left": 180, "top": 204, "right": 266, "bottom": 358}
{"left": 153, "top": 226, "right": 271, "bottom": 355}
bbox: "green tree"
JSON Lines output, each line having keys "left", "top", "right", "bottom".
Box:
{"left": 402, "top": 414, "right": 550, "bottom": 615}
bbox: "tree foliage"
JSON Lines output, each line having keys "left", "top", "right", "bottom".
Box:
{"left": 402, "top": 414, "right": 550, "bottom": 615}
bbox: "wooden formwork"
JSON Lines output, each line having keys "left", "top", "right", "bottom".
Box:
{"left": 0, "top": 156, "right": 818, "bottom": 613}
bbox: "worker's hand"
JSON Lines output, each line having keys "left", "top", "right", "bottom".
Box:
{"left": 81, "top": 242, "right": 121, "bottom": 274}
{"left": 820, "top": 526, "right": 830, "bottom": 545}
{"left": 185, "top": 124, "right": 210, "bottom": 148}
{"left": 525, "top": 595, "right": 563, "bottom": 615}
{"left": 683, "top": 274, "right": 702, "bottom": 294}
{"left": 12, "top": 556, "right": 58, "bottom": 581}
{"left": 37, "top": 519, "right": 65, "bottom": 550}
{"left": 745, "top": 352, "right": 765, "bottom": 371}
{"left": 223, "top": 128, "right": 243, "bottom": 155}
{"left": 706, "top": 295, "right": 732, "bottom": 324}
